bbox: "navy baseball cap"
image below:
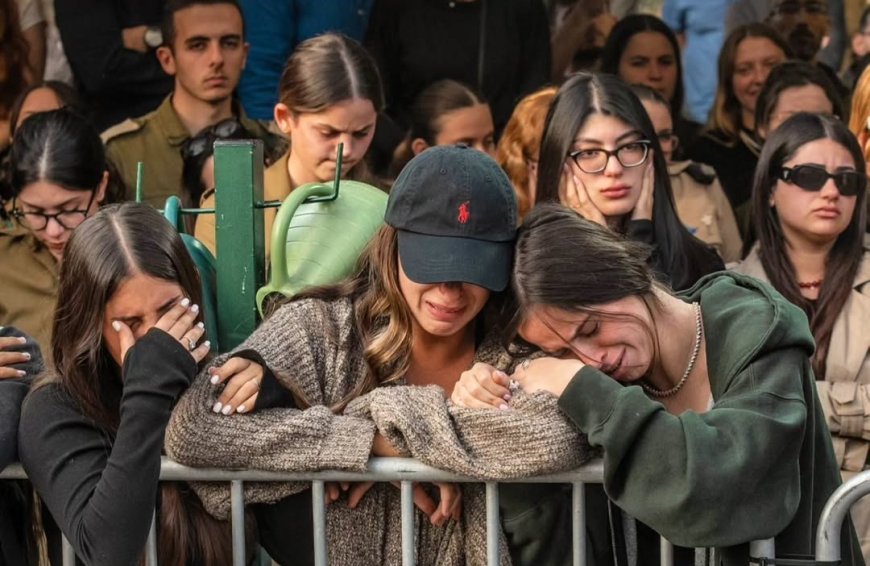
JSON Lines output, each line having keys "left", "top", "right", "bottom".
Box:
{"left": 385, "top": 145, "right": 517, "bottom": 291}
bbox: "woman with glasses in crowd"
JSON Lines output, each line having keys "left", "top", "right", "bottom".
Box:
{"left": 732, "top": 112, "right": 870, "bottom": 561}
{"left": 632, "top": 84, "right": 743, "bottom": 263}
{"left": 536, "top": 72, "right": 723, "bottom": 292}
{"left": 0, "top": 109, "right": 114, "bottom": 350}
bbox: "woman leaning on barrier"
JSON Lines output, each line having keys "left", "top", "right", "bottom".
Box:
{"left": 18, "top": 203, "right": 241, "bottom": 565}
{"left": 733, "top": 112, "right": 870, "bottom": 561}
{"left": 453, "top": 203, "right": 864, "bottom": 566}
{"left": 165, "top": 146, "right": 594, "bottom": 566}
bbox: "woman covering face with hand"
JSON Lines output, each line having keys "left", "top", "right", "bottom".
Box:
{"left": 536, "top": 72, "right": 723, "bottom": 291}
{"left": 166, "top": 146, "right": 592, "bottom": 566}
{"left": 454, "top": 203, "right": 863, "bottom": 566}
{"left": 18, "top": 203, "right": 240, "bottom": 565}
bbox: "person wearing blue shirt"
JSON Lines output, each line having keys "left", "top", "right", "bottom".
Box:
{"left": 238, "top": 0, "right": 373, "bottom": 120}
{"left": 662, "top": 0, "right": 736, "bottom": 124}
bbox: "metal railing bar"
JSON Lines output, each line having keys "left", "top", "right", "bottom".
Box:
{"left": 572, "top": 482, "right": 586, "bottom": 566}
{"left": 62, "top": 535, "right": 74, "bottom": 566}
{"left": 146, "top": 511, "right": 158, "bottom": 566}
{"left": 661, "top": 538, "right": 673, "bottom": 566}
{"left": 231, "top": 480, "right": 246, "bottom": 566}
{"left": 816, "top": 469, "right": 870, "bottom": 561}
{"left": 485, "top": 482, "right": 499, "bottom": 565}
{"left": 401, "top": 481, "right": 415, "bottom": 566}
{"left": 312, "top": 481, "right": 327, "bottom": 566}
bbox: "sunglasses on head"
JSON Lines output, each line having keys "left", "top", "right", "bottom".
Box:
{"left": 776, "top": 164, "right": 866, "bottom": 197}
{"left": 181, "top": 118, "right": 246, "bottom": 159}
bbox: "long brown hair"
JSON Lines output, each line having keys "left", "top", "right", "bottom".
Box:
{"left": 750, "top": 113, "right": 867, "bottom": 378}
{"left": 277, "top": 32, "right": 384, "bottom": 185}
{"left": 45, "top": 203, "right": 235, "bottom": 565}
{"left": 707, "top": 24, "right": 791, "bottom": 140}
{"left": 0, "top": 0, "right": 31, "bottom": 119}
{"left": 272, "top": 225, "right": 414, "bottom": 412}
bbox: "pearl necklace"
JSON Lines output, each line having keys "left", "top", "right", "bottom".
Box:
{"left": 641, "top": 302, "right": 703, "bottom": 398}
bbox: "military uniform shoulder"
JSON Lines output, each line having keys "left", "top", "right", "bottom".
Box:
{"left": 101, "top": 118, "right": 145, "bottom": 144}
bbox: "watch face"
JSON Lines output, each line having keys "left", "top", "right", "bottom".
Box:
{"left": 145, "top": 27, "right": 163, "bottom": 48}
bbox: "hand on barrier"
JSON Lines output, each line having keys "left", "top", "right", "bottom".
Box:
{"left": 0, "top": 336, "right": 30, "bottom": 379}
{"left": 337, "top": 480, "right": 462, "bottom": 525}
{"left": 208, "top": 357, "right": 264, "bottom": 415}
{"left": 113, "top": 297, "right": 210, "bottom": 365}
{"left": 451, "top": 363, "right": 511, "bottom": 410}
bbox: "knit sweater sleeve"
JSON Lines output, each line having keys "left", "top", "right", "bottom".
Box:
{"left": 556, "top": 347, "right": 808, "bottom": 549}
{"left": 346, "top": 385, "right": 594, "bottom": 479}
{"left": 165, "top": 298, "right": 376, "bottom": 474}
{"left": 18, "top": 329, "right": 194, "bottom": 566}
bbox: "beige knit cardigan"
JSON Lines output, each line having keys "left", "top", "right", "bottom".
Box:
{"left": 165, "top": 297, "right": 594, "bottom": 566}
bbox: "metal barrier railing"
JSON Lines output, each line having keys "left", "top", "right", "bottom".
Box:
{"left": 0, "top": 457, "right": 775, "bottom": 566}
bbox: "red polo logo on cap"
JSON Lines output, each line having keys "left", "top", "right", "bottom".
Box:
{"left": 458, "top": 201, "right": 470, "bottom": 224}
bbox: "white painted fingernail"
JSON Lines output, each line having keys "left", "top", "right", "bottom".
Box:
{"left": 190, "top": 304, "right": 200, "bottom": 314}
{"left": 17, "top": 370, "right": 26, "bottom": 377}
{"left": 221, "top": 404, "right": 232, "bottom": 415}
{"left": 212, "top": 402, "right": 222, "bottom": 413}
{"left": 181, "top": 298, "right": 190, "bottom": 307}
{"left": 210, "top": 375, "right": 219, "bottom": 385}
{"left": 237, "top": 405, "right": 246, "bottom": 413}
{"left": 17, "top": 336, "right": 27, "bottom": 343}
{"left": 196, "top": 321, "right": 204, "bottom": 329}
{"left": 503, "top": 393, "right": 511, "bottom": 401}
{"left": 203, "top": 340, "right": 211, "bottom": 350}
{"left": 499, "top": 403, "right": 509, "bottom": 411}
{"left": 21, "top": 352, "right": 30, "bottom": 360}
{"left": 112, "top": 321, "right": 121, "bottom": 332}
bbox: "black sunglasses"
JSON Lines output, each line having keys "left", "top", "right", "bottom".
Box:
{"left": 777, "top": 165, "right": 866, "bottom": 197}
{"left": 181, "top": 118, "right": 246, "bottom": 159}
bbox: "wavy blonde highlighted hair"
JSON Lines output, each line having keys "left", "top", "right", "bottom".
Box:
{"left": 496, "top": 86, "right": 557, "bottom": 220}
{"left": 287, "top": 225, "right": 413, "bottom": 412}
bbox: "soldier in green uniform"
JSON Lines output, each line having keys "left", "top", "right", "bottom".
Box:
{"left": 1, "top": 110, "right": 110, "bottom": 353}
{"left": 102, "top": 0, "right": 282, "bottom": 208}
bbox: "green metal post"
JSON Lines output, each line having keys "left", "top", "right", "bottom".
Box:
{"left": 214, "top": 140, "right": 265, "bottom": 350}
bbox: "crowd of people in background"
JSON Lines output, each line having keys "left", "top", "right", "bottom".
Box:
{"left": 0, "top": 0, "right": 869, "bottom": 564}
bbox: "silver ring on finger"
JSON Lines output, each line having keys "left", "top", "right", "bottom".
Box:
{"left": 187, "top": 337, "right": 196, "bottom": 351}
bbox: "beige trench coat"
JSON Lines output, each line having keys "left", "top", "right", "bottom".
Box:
{"left": 733, "top": 241, "right": 870, "bottom": 559}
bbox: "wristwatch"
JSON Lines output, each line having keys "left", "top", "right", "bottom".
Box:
{"left": 144, "top": 26, "right": 163, "bottom": 49}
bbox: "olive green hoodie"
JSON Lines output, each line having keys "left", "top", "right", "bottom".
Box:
{"left": 503, "top": 273, "right": 863, "bottom": 566}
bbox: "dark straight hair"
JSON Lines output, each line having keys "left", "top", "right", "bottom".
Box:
{"left": 8, "top": 80, "right": 83, "bottom": 138}
{"left": 754, "top": 60, "right": 845, "bottom": 138}
{"left": 161, "top": 0, "right": 244, "bottom": 48}
{"left": 8, "top": 108, "right": 121, "bottom": 202}
{"left": 600, "top": 14, "right": 685, "bottom": 121}
{"left": 44, "top": 203, "right": 236, "bottom": 565}
{"left": 536, "top": 72, "right": 721, "bottom": 291}
{"left": 504, "top": 203, "right": 661, "bottom": 356}
{"left": 750, "top": 112, "right": 866, "bottom": 378}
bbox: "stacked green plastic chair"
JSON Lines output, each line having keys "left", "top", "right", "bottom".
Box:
{"left": 256, "top": 180, "right": 388, "bottom": 315}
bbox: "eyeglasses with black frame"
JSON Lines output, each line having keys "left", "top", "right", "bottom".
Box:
{"left": 11, "top": 189, "right": 97, "bottom": 231}
{"left": 568, "top": 140, "right": 652, "bottom": 174}
{"left": 777, "top": 164, "right": 866, "bottom": 197}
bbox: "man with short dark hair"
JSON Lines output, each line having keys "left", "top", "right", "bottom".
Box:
{"left": 103, "top": 0, "right": 279, "bottom": 207}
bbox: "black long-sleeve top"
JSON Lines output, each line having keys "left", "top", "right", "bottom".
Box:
{"left": 18, "top": 329, "right": 195, "bottom": 566}
{"left": 54, "top": 0, "right": 173, "bottom": 130}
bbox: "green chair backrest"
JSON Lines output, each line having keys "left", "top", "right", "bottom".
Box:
{"left": 163, "top": 196, "right": 220, "bottom": 351}
{"left": 256, "top": 180, "right": 387, "bottom": 315}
